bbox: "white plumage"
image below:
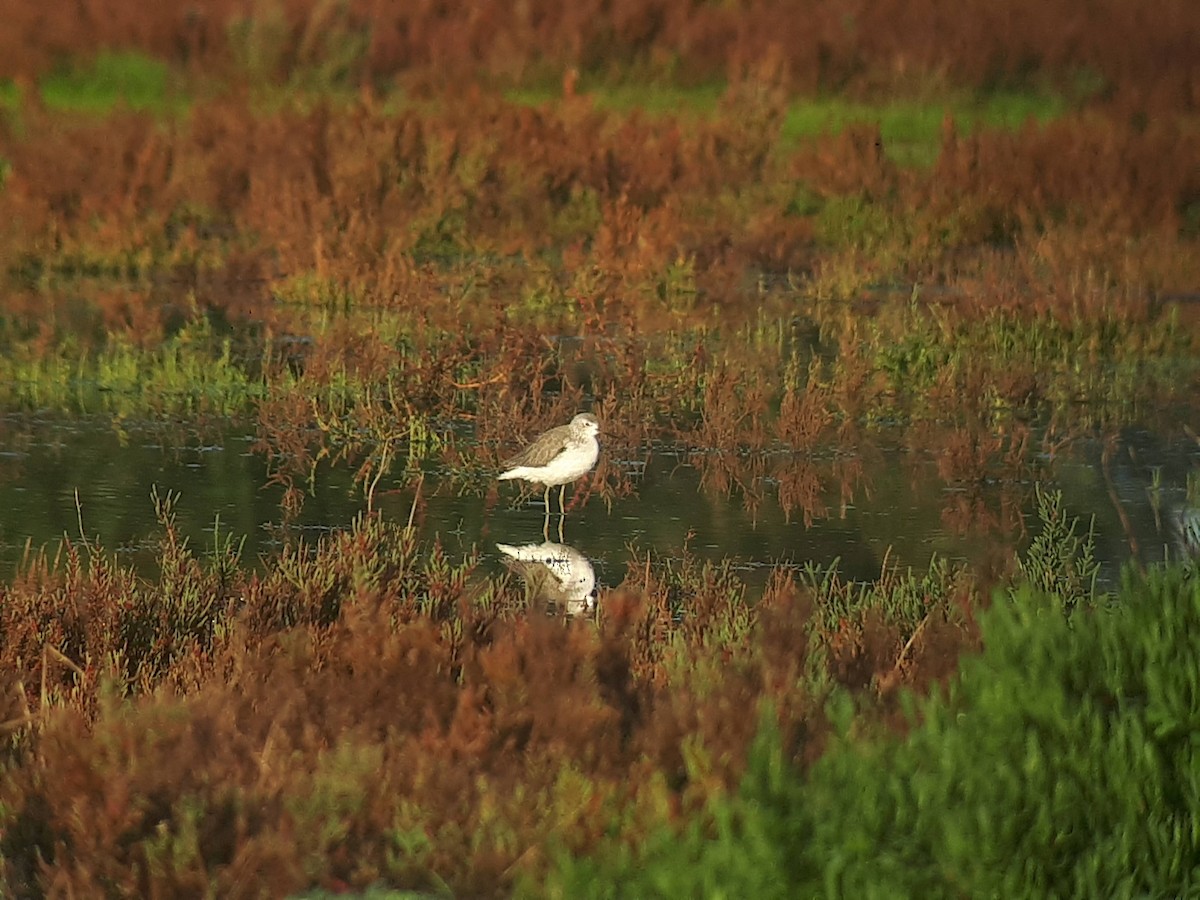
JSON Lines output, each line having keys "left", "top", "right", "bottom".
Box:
{"left": 498, "top": 413, "right": 600, "bottom": 513}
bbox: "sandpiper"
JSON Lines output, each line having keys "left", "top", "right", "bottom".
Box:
{"left": 498, "top": 412, "right": 600, "bottom": 514}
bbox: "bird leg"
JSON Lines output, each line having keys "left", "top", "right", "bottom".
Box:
{"left": 542, "top": 484, "right": 551, "bottom": 512}
{"left": 559, "top": 483, "right": 567, "bottom": 515}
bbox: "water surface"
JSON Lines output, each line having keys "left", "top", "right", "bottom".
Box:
{"left": 1, "top": 415, "right": 1196, "bottom": 593}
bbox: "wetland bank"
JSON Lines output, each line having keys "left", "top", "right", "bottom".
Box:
{"left": 1, "top": 1, "right": 1199, "bottom": 896}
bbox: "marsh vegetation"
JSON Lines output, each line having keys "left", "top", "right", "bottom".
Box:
{"left": 0, "top": 0, "right": 1198, "bottom": 895}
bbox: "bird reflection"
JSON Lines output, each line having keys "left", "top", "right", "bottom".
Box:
{"left": 1173, "top": 503, "right": 1200, "bottom": 561}
{"left": 497, "top": 541, "right": 597, "bottom": 617}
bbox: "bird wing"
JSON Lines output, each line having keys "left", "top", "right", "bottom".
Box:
{"left": 502, "top": 423, "right": 571, "bottom": 468}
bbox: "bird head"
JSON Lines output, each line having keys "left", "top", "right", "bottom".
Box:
{"left": 573, "top": 412, "right": 600, "bottom": 436}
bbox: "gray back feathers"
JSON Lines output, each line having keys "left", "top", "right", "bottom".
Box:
{"left": 502, "top": 413, "right": 599, "bottom": 469}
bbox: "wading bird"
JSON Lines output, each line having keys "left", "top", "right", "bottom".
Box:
{"left": 498, "top": 413, "right": 600, "bottom": 519}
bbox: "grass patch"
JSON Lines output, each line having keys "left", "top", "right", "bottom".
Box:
{"left": 0, "top": 78, "right": 19, "bottom": 111}
{"left": 38, "top": 50, "right": 181, "bottom": 114}
{"left": 970, "top": 88, "right": 1070, "bottom": 128}
{"left": 0, "top": 315, "right": 268, "bottom": 417}
{"left": 783, "top": 90, "right": 1070, "bottom": 165}
{"left": 505, "top": 80, "right": 1070, "bottom": 167}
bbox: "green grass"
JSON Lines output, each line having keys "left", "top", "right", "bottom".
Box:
{"left": 782, "top": 90, "right": 1067, "bottom": 140}
{"left": 506, "top": 79, "right": 1069, "bottom": 167}
{"left": 782, "top": 90, "right": 1068, "bottom": 165}
{"left": 5, "top": 55, "right": 1069, "bottom": 167}
{"left": 0, "top": 315, "right": 269, "bottom": 416}
{"left": 38, "top": 50, "right": 181, "bottom": 114}
{"left": 972, "top": 88, "right": 1070, "bottom": 128}
{"left": 0, "top": 78, "right": 18, "bottom": 110}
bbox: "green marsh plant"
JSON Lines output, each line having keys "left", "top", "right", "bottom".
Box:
{"left": 803, "top": 551, "right": 970, "bottom": 639}
{"left": 38, "top": 50, "right": 178, "bottom": 115}
{"left": 1016, "top": 485, "right": 1100, "bottom": 611}
{"left": 311, "top": 377, "right": 441, "bottom": 514}
{"left": 547, "top": 563, "right": 1200, "bottom": 898}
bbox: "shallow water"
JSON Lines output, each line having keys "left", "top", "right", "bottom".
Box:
{"left": 0, "top": 414, "right": 1196, "bottom": 592}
